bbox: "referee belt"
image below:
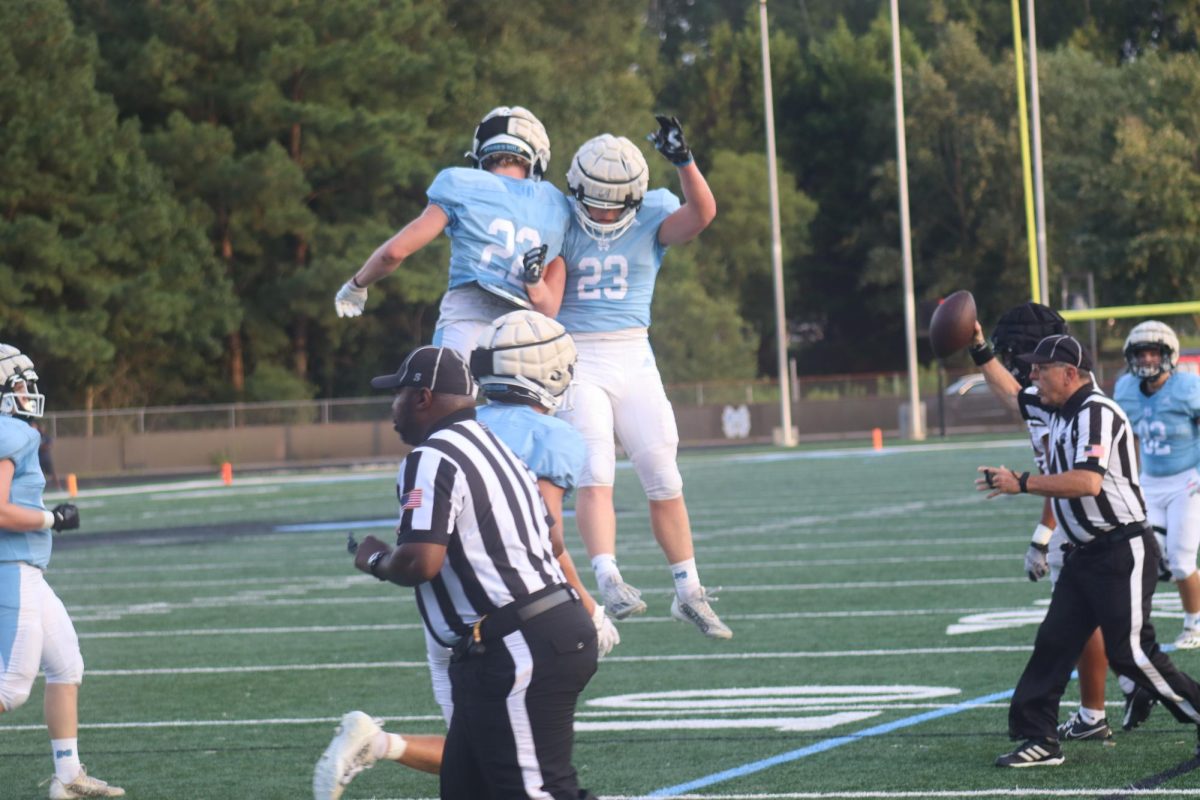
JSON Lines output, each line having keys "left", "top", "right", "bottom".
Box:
{"left": 478, "top": 584, "right": 578, "bottom": 643}
{"left": 1077, "top": 521, "right": 1150, "bottom": 550}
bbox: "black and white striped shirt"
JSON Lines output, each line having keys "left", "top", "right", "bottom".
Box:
{"left": 1019, "top": 383, "right": 1146, "bottom": 544}
{"left": 395, "top": 408, "right": 565, "bottom": 647}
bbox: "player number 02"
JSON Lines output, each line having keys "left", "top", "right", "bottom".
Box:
{"left": 576, "top": 255, "right": 629, "bottom": 300}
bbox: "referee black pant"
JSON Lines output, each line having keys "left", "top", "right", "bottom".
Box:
{"left": 1010, "top": 527, "right": 1200, "bottom": 741}
{"left": 443, "top": 599, "right": 599, "bottom": 800}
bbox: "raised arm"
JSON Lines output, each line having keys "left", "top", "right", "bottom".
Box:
{"left": 335, "top": 204, "right": 450, "bottom": 317}
{"left": 647, "top": 115, "right": 717, "bottom": 247}
{"left": 969, "top": 322, "right": 1022, "bottom": 411}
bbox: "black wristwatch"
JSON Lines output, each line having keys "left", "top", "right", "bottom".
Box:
{"left": 367, "top": 550, "right": 387, "bottom": 580}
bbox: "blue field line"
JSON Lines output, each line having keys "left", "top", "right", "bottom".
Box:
{"left": 646, "top": 688, "right": 1015, "bottom": 797}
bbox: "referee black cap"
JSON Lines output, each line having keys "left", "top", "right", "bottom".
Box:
{"left": 371, "top": 346, "right": 476, "bottom": 396}
{"left": 1018, "top": 334, "right": 1093, "bottom": 372}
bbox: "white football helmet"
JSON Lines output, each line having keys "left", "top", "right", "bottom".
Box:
{"left": 1124, "top": 320, "right": 1180, "bottom": 379}
{"left": 470, "top": 310, "right": 576, "bottom": 410}
{"left": 567, "top": 134, "right": 649, "bottom": 246}
{"left": 466, "top": 106, "right": 551, "bottom": 180}
{"left": 0, "top": 344, "right": 45, "bottom": 419}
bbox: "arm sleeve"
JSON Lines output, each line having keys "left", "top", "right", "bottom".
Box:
{"left": 1073, "top": 401, "right": 1118, "bottom": 474}
{"left": 396, "top": 449, "right": 462, "bottom": 545}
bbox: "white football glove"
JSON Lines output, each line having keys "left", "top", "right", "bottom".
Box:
{"left": 335, "top": 279, "right": 368, "bottom": 318}
{"left": 1024, "top": 542, "right": 1050, "bottom": 582}
{"left": 592, "top": 604, "right": 620, "bottom": 658}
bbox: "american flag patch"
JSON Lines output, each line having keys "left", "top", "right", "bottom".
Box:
{"left": 400, "top": 489, "right": 423, "bottom": 510}
{"left": 1084, "top": 444, "right": 1106, "bottom": 459}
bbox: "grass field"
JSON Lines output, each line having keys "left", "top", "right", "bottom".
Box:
{"left": 5, "top": 437, "right": 1200, "bottom": 799}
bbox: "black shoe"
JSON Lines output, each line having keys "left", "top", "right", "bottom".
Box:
{"left": 1056, "top": 711, "right": 1113, "bottom": 741}
{"left": 1123, "top": 686, "right": 1158, "bottom": 731}
{"left": 995, "top": 738, "right": 1065, "bottom": 767}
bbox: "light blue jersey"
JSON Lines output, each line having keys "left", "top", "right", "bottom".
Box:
{"left": 428, "top": 167, "right": 571, "bottom": 298}
{"left": 477, "top": 402, "right": 585, "bottom": 493}
{"left": 557, "top": 188, "right": 681, "bottom": 333}
{"left": 1115, "top": 370, "right": 1200, "bottom": 477}
{"left": 0, "top": 416, "right": 51, "bottom": 568}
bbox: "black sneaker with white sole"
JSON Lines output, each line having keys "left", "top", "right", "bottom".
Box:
{"left": 1056, "top": 711, "right": 1113, "bottom": 741}
{"left": 1122, "top": 685, "right": 1158, "bottom": 731}
{"left": 995, "top": 738, "right": 1065, "bottom": 767}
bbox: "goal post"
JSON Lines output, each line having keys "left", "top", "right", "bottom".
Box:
{"left": 1059, "top": 300, "right": 1200, "bottom": 323}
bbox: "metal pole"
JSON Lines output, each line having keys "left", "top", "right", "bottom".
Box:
{"left": 890, "top": 0, "right": 925, "bottom": 440}
{"left": 1027, "top": 0, "right": 1049, "bottom": 302}
{"left": 759, "top": 0, "right": 796, "bottom": 446}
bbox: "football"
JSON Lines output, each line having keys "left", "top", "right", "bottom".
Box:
{"left": 929, "top": 290, "right": 977, "bottom": 358}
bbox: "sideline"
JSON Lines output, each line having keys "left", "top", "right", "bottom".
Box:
{"left": 646, "top": 689, "right": 1014, "bottom": 797}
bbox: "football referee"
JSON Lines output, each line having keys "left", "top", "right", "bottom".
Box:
{"left": 975, "top": 334, "right": 1200, "bottom": 767}
{"left": 350, "top": 345, "right": 599, "bottom": 800}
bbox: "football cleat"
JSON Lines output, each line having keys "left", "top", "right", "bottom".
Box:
{"left": 599, "top": 576, "right": 647, "bottom": 619}
{"left": 1175, "top": 627, "right": 1200, "bottom": 650}
{"left": 1056, "top": 711, "right": 1112, "bottom": 741}
{"left": 671, "top": 587, "right": 733, "bottom": 640}
{"left": 313, "top": 711, "right": 382, "bottom": 800}
{"left": 994, "top": 738, "right": 1064, "bottom": 767}
{"left": 1122, "top": 685, "right": 1158, "bottom": 731}
{"left": 47, "top": 766, "right": 125, "bottom": 798}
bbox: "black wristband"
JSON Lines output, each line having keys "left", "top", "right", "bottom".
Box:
{"left": 367, "top": 550, "right": 387, "bottom": 580}
{"left": 1030, "top": 540, "right": 1049, "bottom": 553}
{"left": 1018, "top": 471, "right": 1030, "bottom": 493}
{"left": 969, "top": 341, "right": 995, "bottom": 366}
{"left": 350, "top": 276, "right": 364, "bottom": 289}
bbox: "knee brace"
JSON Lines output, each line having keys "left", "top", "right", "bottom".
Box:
{"left": 632, "top": 443, "right": 683, "bottom": 500}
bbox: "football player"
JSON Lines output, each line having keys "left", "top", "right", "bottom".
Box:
{"left": 540, "top": 118, "right": 728, "bottom": 639}
{"left": 314, "top": 311, "right": 618, "bottom": 798}
{"left": 1115, "top": 322, "right": 1200, "bottom": 649}
{"left": 0, "top": 345, "right": 124, "bottom": 798}
{"left": 334, "top": 106, "right": 572, "bottom": 357}
{"left": 970, "top": 306, "right": 1154, "bottom": 740}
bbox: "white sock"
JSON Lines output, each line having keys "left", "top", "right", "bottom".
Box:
{"left": 1118, "top": 675, "right": 1136, "bottom": 695}
{"left": 670, "top": 558, "right": 701, "bottom": 599}
{"left": 1184, "top": 613, "right": 1200, "bottom": 630}
{"left": 592, "top": 554, "right": 620, "bottom": 585}
{"left": 1078, "top": 706, "right": 1105, "bottom": 725}
{"left": 52, "top": 738, "right": 81, "bottom": 783}
{"left": 371, "top": 731, "right": 407, "bottom": 761}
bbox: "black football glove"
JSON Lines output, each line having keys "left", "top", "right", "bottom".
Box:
{"left": 521, "top": 244, "right": 548, "bottom": 284}
{"left": 50, "top": 503, "right": 80, "bottom": 531}
{"left": 647, "top": 115, "right": 693, "bottom": 166}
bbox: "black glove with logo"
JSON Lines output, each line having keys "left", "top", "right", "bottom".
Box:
{"left": 647, "top": 115, "right": 693, "bottom": 166}
{"left": 521, "top": 244, "right": 548, "bottom": 284}
{"left": 51, "top": 504, "right": 80, "bottom": 531}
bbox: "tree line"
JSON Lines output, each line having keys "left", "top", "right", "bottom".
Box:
{"left": 3, "top": 0, "right": 1199, "bottom": 409}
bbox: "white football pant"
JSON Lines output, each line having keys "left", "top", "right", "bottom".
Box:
{"left": 558, "top": 334, "right": 683, "bottom": 499}
{"left": 1144, "top": 468, "right": 1200, "bottom": 581}
{"left": 0, "top": 563, "right": 84, "bottom": 712}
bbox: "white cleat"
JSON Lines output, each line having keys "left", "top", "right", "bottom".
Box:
{"left": 600, "top": 577, "right": 647, "bottom": 619}
{"left": 1175, "top": 627, "right": 1200, "bottom": 649}
{"left": 671, "top": 587, "right": 733, "bottom": 640}
{"left": 47, "top": 766, "right": 125, "bottom": 799}
{"left": 313, "top": 711, "right": 382, "bottom": 800}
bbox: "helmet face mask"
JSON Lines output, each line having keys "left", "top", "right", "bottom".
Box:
{"left": 0, "top": 345, "right": 46, "bottom": 419}
{"left": 567, "top": 134, "right": 648, "bottom": 246}
{"left": 467, "top": 106, "right": 551, "bottom": 180}
{"left": 1124, "top": 320, "right": 1179, "bottom": 380}
{"left": 990, "top": 302, "right": 1069, "bottom": 387}
{"left": 470, "top": 311, "right": 577, "bottom": 410}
